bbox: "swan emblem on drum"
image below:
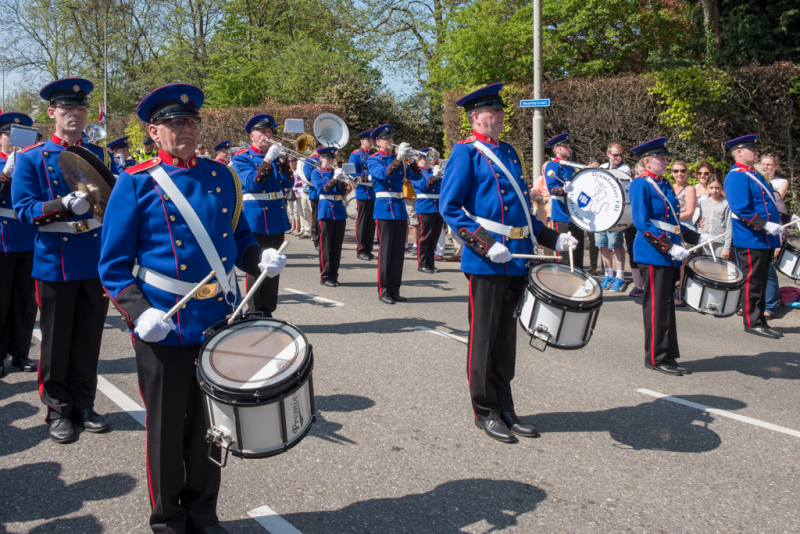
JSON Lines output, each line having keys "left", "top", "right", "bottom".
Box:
{"left": 584, "top": 184, "right": 609, "bottom": 214}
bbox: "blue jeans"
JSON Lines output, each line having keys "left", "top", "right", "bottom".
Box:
{"left": 766, "top": 260, "right": 780, "bottom": 314}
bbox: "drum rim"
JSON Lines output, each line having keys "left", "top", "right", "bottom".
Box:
{"left": 685, "top": 256, "right": 744, "bottom": 289}
{"left": 526, "top": 262, "right": 603, "bottom": 310}
{"left": 566, "top": 167, "right": 631, "bottom": 232}
{"left": 781, "top": 237, "right": 800, "bottom": 253}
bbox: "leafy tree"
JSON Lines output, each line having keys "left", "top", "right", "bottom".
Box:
{"left": 717, "top": 0, "right": 800, "bottom": 66}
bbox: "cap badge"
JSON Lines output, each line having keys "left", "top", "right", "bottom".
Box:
{"left": 180, "top": 94, "right": 189, "bottom": 104}
{"left": 14, "top": 118, "right": 19, "bottom": 123}
{"left": 73, "top": 85, "right": 80, "bottom": 92}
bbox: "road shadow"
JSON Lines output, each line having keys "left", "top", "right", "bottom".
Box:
{"left": 103, "top": 314, "right": 130, "bottom": 333}
{"left": 525, "top": 394, "right": 742, "bottom": 453}
{"left": 310, "top": 394, "right": 376, "bottom": 445}
{"left": 97, "top": 356, "right": 137, "bottom": 375}
{"left": 340, "top": 279, "right": 455, "bottom": 291}
{"left": 225, "top": 478, "right": 546, "bottom": 534}
{"left": 0, "top": 377, "right": 38, "bottom": 403}
{"left": 686, "top": 352, "right": 800, "bottom": 380}
{"left": 297, "top": 318, "right": 450, "bottom": 336}
{"left": 0, "top": 401, "right": 46, "bottom": 457}
{"left": 0, "top": 462, "right": 136, "bottom": 524}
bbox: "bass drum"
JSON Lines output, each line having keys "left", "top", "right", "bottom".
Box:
{"left": 345, "top": 192, "right": 358, "bottom": 220}
{"left": 197, "top": 316, "right": 315, "bottom": 466}
{"left": 681, "top": 256, "right": 744, "bottom": 317}
{"left": 565, "top": 168, "right": 632, "bottom": 232}
{"left": 518, "top": 262, "right": 603, "bottom": 350}
{"left": 777, "top": 237, "right": 800, "bottom": 280}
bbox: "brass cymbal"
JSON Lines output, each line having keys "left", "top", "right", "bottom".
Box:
{"left": 58, "top": 146, "right": 116, "bottom": 223}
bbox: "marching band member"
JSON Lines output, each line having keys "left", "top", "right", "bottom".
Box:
{"left": 441, "top": 83, "right": 577, "bottom": 443}
{"left": 629, "top": 137, "right": 709, "bottom": 376}
{"left": 99, "top": 83, "right": 286, "bottom": 534}
{"left": 214, "top": 140, "right": 232, "bottom": 165}
{"left": 348, "top": 129, "right": 377, "bottom": 260}
{"left": 231, "top": 114, "right": 293, "bottom": 318}
{"left": 13, "top": 78, "right": 122, "bottom": 442}
{"left": 543, "top": 133, "right": 584, "bottom": 268}
{"left": 723, "top": 134, "right": 798, "bottom": 339}
{"left": 303, "top": 143, "right": 324, "bottom": 252}
{"left": 107, "top": 136, "right": 136, "bottom": 169}
{"left": 0, "top": 112, "right": 39, "bottom": 378}
{"left": 368, "top": 125, "right": 418, "bottom": 305}
{"left": 311, "top": 147, "right": 348, "bottom": 286}
{"left": 133, "top": 135, "right": 158, "bottom": 162}
{"left": 412, "top": 149, "right": 443, "bottom": 274}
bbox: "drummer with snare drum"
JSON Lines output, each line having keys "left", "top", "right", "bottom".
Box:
{"left": 629, "top": 137, "right": 710, "bottom": 376}
{"left": 543, "top": 133, "right": 585, "bottom": 268}
{"left": 441, "top": 82, "right": 578, "bottom": 444}
{"left": 99, "top": 84, "right": 287, "bottom": 534}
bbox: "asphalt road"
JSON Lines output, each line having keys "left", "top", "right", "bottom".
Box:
{"left": 2, "top": 220, "right": 799, "bottom": 533}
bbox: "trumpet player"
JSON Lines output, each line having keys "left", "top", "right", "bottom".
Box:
{"left": 349, "top": 129, "right": 377, "bottom": 260}
{"left": 311, "top": 147, "right": 348, "bottom": 286}
{"left": 303, "top": 142, "right": 325, "bottom": 252}
{"left": 411, "top": 149, "right": 444, "bottom": 274}
{"left": 231, "top": 114, "right": 293, "bottom": 318}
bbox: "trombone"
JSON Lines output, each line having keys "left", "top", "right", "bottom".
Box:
{"left": 264, "top": 137, "right": 323, "bottom": 170}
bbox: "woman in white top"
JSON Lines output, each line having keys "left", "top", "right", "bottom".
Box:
{"left": 693, "top": 161, "right": 715, "bottom": 228}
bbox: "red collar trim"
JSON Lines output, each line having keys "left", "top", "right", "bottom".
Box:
{"left": 51, "top": 134, "right": 83, "bottom": 147}
{"left": 641, "top": 169, "right": 662, "bottom": 180}
{"left": 0, "top": 152, "right": 7, "bottom": 160}
{"left": 159, "top": 149, "right": 198, "bottom": 169}
{"left": 250, "top": 144, "right": 265, "bottom": 155}
{"left": 553, "top": 156, "right": 563, "bottom": 162}
{"left": 472, "top": 131, "right": 497, "bottom": 146}
{"left": 378, "top": 150, "right": 390, "bottom": 156}
{"left": 216, "top": 158, "right": 228, "bottom": 164}
{"left": 734, "top": 162, "right": 755, "bottom": 172}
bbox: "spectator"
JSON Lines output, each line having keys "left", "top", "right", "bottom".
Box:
{"left": 298, "top": 162, "right": 313, "bottom": 238}
{"left": 599, "top": 143, "right": 633, "bottom": 293}
{"left": 755, "top": 161, "right": 788, "bottom": 318}
{"left": 403, "top": 175, "right": 419, "bottom": 253}
{"left": 285, "top": 158, "right": 303, "bottom": 236}
{"left": 671, "top": 159, "right": 696, "bottom": 306}
{"left": 760, "top": 155, "right": 789, "bottom": 213}
{"left": 697, "top": 175, "right": 732, "bottom": 259}
{"left": 694, "top": 161, "right": 715, "bottom": 229}
{"left": 587, "top": 156, "right": 601, "bottom": 167}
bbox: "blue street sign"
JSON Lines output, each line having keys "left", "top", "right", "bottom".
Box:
{"left": 519, "top": 99, "right": 550, "bottom": 108}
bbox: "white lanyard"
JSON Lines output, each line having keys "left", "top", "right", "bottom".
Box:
{"left": 645, "top": 177, "right": 682, "bottom": 233}
{"left": 742, "top": 171, "right": 779, "bottom": 210}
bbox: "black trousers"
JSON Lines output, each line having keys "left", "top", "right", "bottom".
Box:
{"left": 134, "top": 339, "right": 220, "bottom": 534}
{"left": 246, "top": 232, "right": 284, "bottom": 318}
{"left": 737, "top": 247, "right": 771, "bottom": 329}
{"left": 552, "top": 221, "right": 584, "bottom": 270}
{"left": 639, "top": 264, "right": 681, "bottom": 366}
{"left": 467, "top": 274, "right": 524, "bottom": 420}
{"left": 624, "top": 225, "right": 638, "bottom": 269}
{"left": 355, "top": 199, "right": 376, "bottom": 255}
{"left": 0, "top": 251, "right": 37, "bottom": 364}
{"left": 36, "top": 277, "right": 109, "bottom": 421}
{"left": 319, "top": 219, "right": 346, "bottom": 283}
{"left": 376, "top": 219, "right": 407, "bottom": 298}
{"left": 417, "top": 213, "right": 444, "bottom": 270}
{"left": 310, "top": 199, "right": 320, "bottom": 248}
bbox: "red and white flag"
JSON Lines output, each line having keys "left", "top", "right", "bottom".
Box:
{"left": 98, "top": 104, "right": 105, "bottom": 125}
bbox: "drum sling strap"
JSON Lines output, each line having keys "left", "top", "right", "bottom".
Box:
{"left": 147, "top": 165, "right": 235, "bottom": 297}
{"left": 471, "top": 140, "right": 538, "bottom": 250}
{"left": 729, "top": 171, "right": 780, "bottom": 221}
{"left": 646, "top": 177, "right": 684, "bottom": 238}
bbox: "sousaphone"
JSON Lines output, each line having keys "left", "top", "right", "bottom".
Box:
{"left": 313, "top": 113, "right": 349, "bottom": 148}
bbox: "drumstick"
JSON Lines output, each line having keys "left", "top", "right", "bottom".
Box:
{"left": 568, "top": 231, "right": 574, "bottom": 273}
{"left": 546, "top": 170, "right": 565, "bottom": 184}
{"left": 162, "top": 270, "right": 216, "bottom": 321}
{"left": 511, "top": 254, "right": 558, "bottom": 260}
{"left": 781, "top": 219, "right": 800, "bottom": 229}
{"left": 684, "top": 232, "right": 728, "bottom": 254}
{"left": 228, "top": 241, "right": 290, "bottom": 324}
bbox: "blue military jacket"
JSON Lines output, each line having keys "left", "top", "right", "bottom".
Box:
{"left": 441, "top": 133, "right": 552, "bottom": 276}
{"left": 303, "top": 155, "right": 321, "bottom": 201}
{"left": 99, "top": 152, "right": 260, "bottom": 346}
{"left": 310, "top": 169, "right": 347, "bottom": 221}
{"left": 724, "top": 163, "right": 783, "bottom": 250}
{"left": 231, "top": 145, "right": 292, "bottom": 235}
{"left": 13, "top": 135, "right": 122, "bottom": 281}
{"left": 630, "top": 170, "right": 696, "bottom": 267}
{"left": 410, "top": 169, "right": 441, "bottom": 214}
{"left": 543, "top": 157, "right": 575, "bottom": 223}
{"left": 348, "top": 148, "right": 376, "bottom": 201}
{"left": 367, "top": 151, "right": 415, "bottom": 220}
{"left": 0, "top": 151, "right": 38, "bottom": 254}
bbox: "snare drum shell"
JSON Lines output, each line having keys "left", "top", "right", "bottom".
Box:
{"left": 518, "top": 291, "right": 596, "bottom": 348}
{"left": 777, "top": 240, "right": 800, "bottom": 280}
{"left": 682, "top": 277, "right": 741, "bottom": 317}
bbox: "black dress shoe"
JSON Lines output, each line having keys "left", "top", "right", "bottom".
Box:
{"left": 501, "top": 411, "right": 540, "bottom": 438}
{"left": 432, "top": 267, "right": 440, "bottom": 273}
{"left": 474, "top": 418, "right": 516, "bottom": 443}
{"left": 367, "top": 253, "right": 376, "bottom": 260}
{"left": 379, "top": 296, "right": 395, "bottom": 305}
{"left": 194, "top": 524, "right": 230, "bottom": 534}
{"left": 763, "top": 326, "right": 784, "bottom": 338}
{"left": 744, "top": 326, "right": 780, "bottom": 339}
{"left": 322, "top": 280, "right": 337, "bottom": 287}
{"left": 645, "top": 362, "right": 683, "bottom": 376}
{"left": 391, "top": 294, "right": 407, "bottom": 302}
{"left": 49, "top": 418, "right": 77, "bottom": 443}
{"left": 357, "top": 252, "right": 371, "bottom": 261}
{"left": 665, "top": 358, "right": 692, "bottom": 374}
{"left": 418, "top": 266, "right": 435, "bottom": 274}
{"left": 10, "top": 358, "right": 37, "bottom": 372}
{"left": 73, "top": 409, "right": 109, "bottom": 433}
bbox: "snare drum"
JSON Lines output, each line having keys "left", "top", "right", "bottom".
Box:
{"left": 566, "top": 168, "right": 632, "bottom": 232}
{"left": 681, "top": 256, "right": 744, "bottom": 317}
{"left": 777, "top": 237, "right": 800, "bottom": 280}
{"left": 197, "top": 316, "right": 315, "bottom": 466}
{"left": 517, "top": 262, "right": 603, "bottom": 350}
{"left": 345, "top": 194, "right": 358, "bottom": 220}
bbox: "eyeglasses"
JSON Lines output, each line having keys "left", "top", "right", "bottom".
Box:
{"left": 697, "top": 171, "right": 711, "bottom": 176}
{"left": 158, "top": 118, "right": 201, "bottom": 130}
{"left": 671, "top": 169, "right": 687, "bottom": 173}
{"left": 56, "top": 104, "right": 88, "bottom": 112}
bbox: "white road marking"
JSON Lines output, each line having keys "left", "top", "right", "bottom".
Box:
{"left": 636, "top": 389, "right": 800, "bottom": 439}
{"left": 248, "top": 505, "right": 304, "bottom": 534}
{"left": 284, "top": 288, "right": 344, "bottom": 307}
{"left": 96, "top": 376, "right": 146, "bottom": 427}
{"left": 32, "top": 322, "right": 41, "bottom": 341}
{"left": 415, "top": 326, "right": 468, "bottom": 345}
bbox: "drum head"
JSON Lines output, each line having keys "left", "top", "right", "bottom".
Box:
{"left": 566, "top": 168, "right": 629, "bottom": 232}
{"left": 199, "top": 318, "right": 309, "bottom": 392}
{"left": 785, "top": 237, "right": 800, "bottom": 253}
{"left": 528, "top": 263, "right": 602, "bottom": 304}
{"left": 687, "top": 256, "right": 743, "bottom": 287}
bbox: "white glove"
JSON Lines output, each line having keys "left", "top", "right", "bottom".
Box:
{"left": 668, "top": 245, "right": 690, "bottom": 261}
{"left": 791, "top": 214, "right": 800, "bottom": 224}
{"left": 562, "top": 182, "right": 574, "bottom": 193}
{"left": 333, "top": 168, "right": 344, "bottom": 179}
{"left": 555, "top": 233, "right": 579, "bottom": 251}
{"left": 699, "top": 233, "right": 714, "bottom": 244}
{"left": 134, "top": 308, "right": 176, "bottom": 342}
{"left": 258, "top": 248, "right": 287, "bottom": 278}
{"left": 486, "top": 242, "right": 512, "bottom": 263}
{"left": 2, "top": 150, "right": 16, "bottom": 177}
{"left": 266, "top": 144, "right": 284, "bottom": 162}
{"left": 397, "top": 142, "right": 412, "bottom": 160}
{"left": 62, "top": 191, "right": 90, "bottom": 215}
{"left": 764, "top": 221, "right": 785, "bottom": 236}
{"left": 432, "top": 165, "right": 443, "bottom": 177}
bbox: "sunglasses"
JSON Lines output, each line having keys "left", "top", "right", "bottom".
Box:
{"left": 608, "top": 153, "right": 623, "bottom": 157}
{"left": 697, "top": 171, "right": 711, "bottom": 176}
{"left": 672, "top": 169, "right": 687, "bottom": 173}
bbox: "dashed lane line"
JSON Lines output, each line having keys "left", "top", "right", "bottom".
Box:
{"left": 415, "top": 326, "right": 468, "bottom": 345}
{"left": 96, "top": 376, "right": 146, "bottom": 427}
{"left": 283, "top": 288, "right": 344, "bottom": 307}
{"left": 636, "top": 389, "right": 800, "bottom": 439}
{"left": 248, "top": 505, "right": 304, "bottom": 534}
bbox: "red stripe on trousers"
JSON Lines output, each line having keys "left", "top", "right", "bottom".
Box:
{"left": 375, "top": 222, "right": 383, "bottom": 296}
{"left": 649, "top": 265, "right": 656, "bottom": 365}
{"left": 745, "top": 248, "right": 753, "bottom": 328}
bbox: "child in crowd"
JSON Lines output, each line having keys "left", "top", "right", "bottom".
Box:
{"left": 697, "top": 175, "right": 732, "bottom": 259}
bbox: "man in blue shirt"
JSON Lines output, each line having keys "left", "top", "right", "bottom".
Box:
{"left": 348, "top": 129, "right": 377, "bottom": 260}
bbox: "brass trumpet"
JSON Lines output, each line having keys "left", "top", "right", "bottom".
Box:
{"left": 392, "top": 144, "right": 440, "bottom": 164}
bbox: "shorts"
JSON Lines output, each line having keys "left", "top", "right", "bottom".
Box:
{"left": 405, "top": 198, "right": 419, "bottom": 226}
{"left": 595, "top": 230, "right": 624, "bottom": 249}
